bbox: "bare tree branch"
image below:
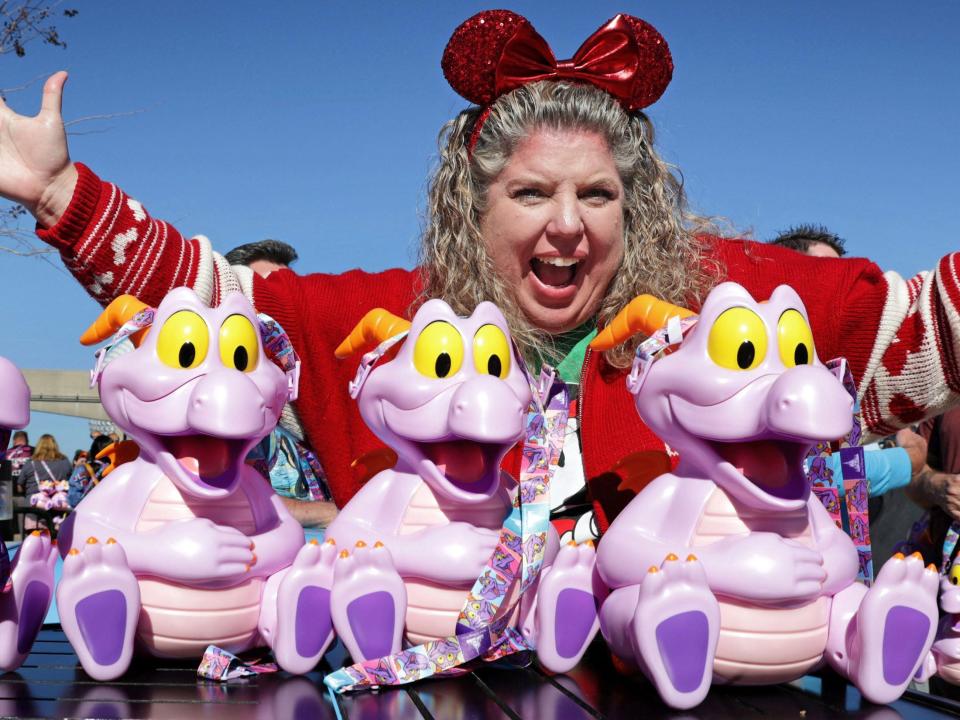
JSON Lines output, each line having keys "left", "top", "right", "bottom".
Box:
{"left": 0, "top": 242, "right": 56, "bottom": 255}
{"left": 65, "top": 107, "right": 147, "bottom": 129}
{"left": 0, "top": 1, "right": 77, "bottom": 58}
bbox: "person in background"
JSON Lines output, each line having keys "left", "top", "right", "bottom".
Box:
{"left": 224, "top": 239, "right": 299, "bottom": 278}
{"left": 771, "top": 224, "right": 847, "bottom": 259}
{"left": 6, "top": 431, "right": 33, "bottom": 496}
{"left": 19, "top": 433, "right": 71, "bottom": 530}
{"left": 72, "top": 449, "right": 87, "bottom": 466}
{"left": 225, "top": 239, "right": 339, "bottom": 531}
{"left": 67, "top": 433, "right": 113, "bottom": 508}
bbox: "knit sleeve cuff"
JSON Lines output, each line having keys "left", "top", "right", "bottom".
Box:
{"left": 35, "top": 162, "right": 103, "bottom": 254}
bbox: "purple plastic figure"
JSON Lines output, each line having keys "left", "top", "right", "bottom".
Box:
{"left": 52, "top": 288, "right": 319, "bottom": 680}
{"left": 915, "top": 559, "right": 960, "bottom": 684}
{"left": 270, "top": 299, "right": 601, "bottom": 673}
{"left": 591, "top": 283, "right": 939, "bottom": 709}
{"left": 0, "top": 356, "right": 58, "bottom": 672}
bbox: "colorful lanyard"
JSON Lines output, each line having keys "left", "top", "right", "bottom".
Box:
{"left": 324, "top": 367, "right": 568, "bottom": 694}
{"left": 806, "top": 357, "right": 873, "bottom": 585}
{"left": 942, "top": 523, "right": 960, "bottom": 574}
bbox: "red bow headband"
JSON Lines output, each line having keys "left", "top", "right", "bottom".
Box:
{"left": 442, "top": 10, "right": 673, "bottom": 152}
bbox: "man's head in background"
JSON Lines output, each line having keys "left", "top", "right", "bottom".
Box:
{"left": 11, "top": 431, "right": 27, "bottom": 446}
{"left": 225, "top": 239, "right": 299, "bottom": 278}
{"left": 770, "top": 224, "right": 846, "bottom": 259}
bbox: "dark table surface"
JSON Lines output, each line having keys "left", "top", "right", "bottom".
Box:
{"left": 2, "top": 628, "right": 959, "bottom": 719}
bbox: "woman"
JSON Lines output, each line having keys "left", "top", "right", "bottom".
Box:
{"left": 66, "top": 434, "right": 112, "bottom": 508}
{"left": 0, "top": 11, "right": 956, "bottom": 537}
{"left": 19, "top": 433, "right": 71, "bottom": 530}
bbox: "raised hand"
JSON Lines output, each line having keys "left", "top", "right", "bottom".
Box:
{"left": 0, "top": 71, "right": 76, "bottom": 226}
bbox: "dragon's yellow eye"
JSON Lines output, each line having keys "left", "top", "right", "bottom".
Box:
{"left": 777, "top": 309, "right": 815, "bottom": 368}
{"left": 473, "top": 324, "right": 511, "bottom": 379}
{"left": 156, "top": 311, "right": 209, "bottom": 370}
{"left": 707, "top": 307, "right": 767, "bottom": 371}
{"left": 950, "top": 562, "right": 960, "bottom": 586}
{"left": 413, "top": 321, "right": 463, "bottom": 379}
{"left": 219, "top": 314, "right": 260, "bottom": 372}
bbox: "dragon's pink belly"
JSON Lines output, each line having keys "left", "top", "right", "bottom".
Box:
{"left": 136, "top": 577, "right": 264, "bottom": 658}
{"left": 403, "top": 579, "right": 472, "bottom": 646}
{"left": 134, "top": 476, "right": 264, "bottom": 657}
{"left": 692, "top": 488, "right": 829, "bottom": 684}
{"left": 398, "top": 481, "right": 510, "bottom": 645}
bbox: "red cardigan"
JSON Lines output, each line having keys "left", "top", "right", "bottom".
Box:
{"left": 39, "top": 163, "right": 960, "bottom": 531}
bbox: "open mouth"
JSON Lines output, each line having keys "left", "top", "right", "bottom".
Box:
{"left": 531, "top": 257, "right": 580, "bottom": 288}
{"left": 707, "top": 438, "right": 811, "bottom": 500}
{"left": 420, "top": 439, "right": 504, "bottom": 494}
{"left": 160, "top": 434, "right": 248, "bottom": 489}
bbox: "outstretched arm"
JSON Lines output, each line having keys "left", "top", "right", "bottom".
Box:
{"left": 0, "top": 72, "right": 248, "bottom": 309}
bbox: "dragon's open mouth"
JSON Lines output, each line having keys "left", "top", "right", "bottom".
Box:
{"left": 419, "top": 439, "right": 506, "bottom": 493}
{"left": 160, "top": 434, "right": 248, "bottom": 489}
{"left": 708, "top": 438, "right": 811, "bottom": 500}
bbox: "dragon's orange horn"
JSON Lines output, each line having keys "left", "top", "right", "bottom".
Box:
{"left": 96, "top": 439, "right": 139, "bottom": 478}
{"left": 80, "top": 294, "right": 151, "bottom": 347}
{"left": 590, "top": 294, "right": 695, "bottom": 351}
{"left": 335, "top": 309, "right": 411, "bottom": 359}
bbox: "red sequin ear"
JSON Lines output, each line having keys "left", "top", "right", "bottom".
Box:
{"left": 441, "top": 10, "right": 533, "bottom": 106}
{"left": 617, "top": 14, "right": 673, "bottom": 111}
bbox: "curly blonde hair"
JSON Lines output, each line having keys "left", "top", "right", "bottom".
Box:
{"left": 419, "top": 81, "right": 719, "bottom": 368}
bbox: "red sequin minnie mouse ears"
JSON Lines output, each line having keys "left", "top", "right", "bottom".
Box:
{"left": 442, "top": 10, "right": 673, "bottom": 113}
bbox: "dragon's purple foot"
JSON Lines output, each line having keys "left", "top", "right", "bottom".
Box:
{"left": 847, "top": 552, "right": 938, "bottom": 704}
{"left": 0, "top": 531, "right": 57, "bottom": 671}
{"left": 632, "top": 554, "right": 719, "bottom": 710}
{"left": 533, "top": 541, "right": 603, "bottom": 673}
{"left": 331, "top": 541, "right": 405, "bottom": 662}
{"left": 267, "top": 539, "right": 337, "bottom": 674}
{"left": 57, "top": 537, "right": 140, "bottom": 681}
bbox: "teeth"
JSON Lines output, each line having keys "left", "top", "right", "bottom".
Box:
{"left": 534, "top": 257, "right": 579, "bottom": 267}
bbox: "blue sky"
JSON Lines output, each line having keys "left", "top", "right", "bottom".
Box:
{"left": 2, "top": 1, "right": 959, "bottom": 455}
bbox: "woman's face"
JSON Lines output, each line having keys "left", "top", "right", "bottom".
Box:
{"left": 480, "top": 129, "right": 625, "bottom": 334}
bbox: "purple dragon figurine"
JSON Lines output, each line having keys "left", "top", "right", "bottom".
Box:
{"left": 915, "top": 557, "right": 960, "bottom": 684}
{"left": 590, "top": 282, "right": 939, "bottom": 709}
{"left": 0, "top": 356, "right": 57, "bottom": 672}
{"left": 51, "top": 289, "right": 319, "bottom": 680}
{"left": 268, "top": 299, "right": 601, "bottom": 674}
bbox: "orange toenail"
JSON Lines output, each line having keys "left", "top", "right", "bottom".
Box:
{"left": 648, "top": 566, "right": 659, "bottom": 574}
{"left": 893, "top": 552, "right": 905, "bottom": 560}
{"left": 68, "top": 549, "right": 79, "bottom": 556}
{"left": 567, "top": 541, "right": 577, "bottom": 547}
{"left": 86, "top": 537, "right": 98, "bottom": 544}
{"left": 326, "top": 538, "right": 336, "bottom": 545}
{"left": 928, "top": 564, "right": 938, "bottom": 572}
{"left": 339, "top": 550, "right": 350, "bottom": 559}
{"left": 665, "top": 553, "right": 679, "bottom": 562}
{"left": 251, "top": 554, "right": 257, "bottom": 564}
{"left": 355, "top": 540, "right": 367, "bottom": 548}
{"left": 686, "top": 554, "right": 698, "bottom": 562}
{"left": 106, "top": 538, "right": 117, "bottom": 545}
{"left": 911, "top": 551, "right": 922, "bottom": 559}
{"left": 250, "top": 542, "right": 255, "bottom": 550}
{"left": 30, "top": 530, "right": 41, "bottom": 537}
{"left": 584, "top": 540, "right": 595, "bottom": 548}
{"left": 374, "top": 541, "right": 384, "bottom": 549}
{"left": 309, "top": 538, "right": 319, "bottom": 545}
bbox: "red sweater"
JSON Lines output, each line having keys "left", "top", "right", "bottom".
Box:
{"left": 39, "top": 163, "right": 960, "bottom": 531}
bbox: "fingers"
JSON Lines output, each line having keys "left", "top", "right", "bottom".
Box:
{"left": 40, "top": 71, "right": 68, "bottom": 117}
